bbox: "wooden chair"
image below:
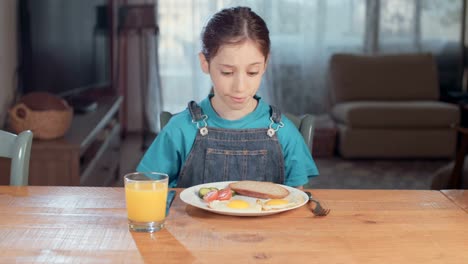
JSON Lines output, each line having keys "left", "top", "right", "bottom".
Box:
{"left": 160, "top": 111, "right": 173, "bottom": 130}
{"left": 284, "top": 113, "right": 315, "bottom": 154}
{"left": 160, "top": 111, "right": 315, "bottom": 153}
{"left": 0, "top": 130, "right": 33, "bottom": 186}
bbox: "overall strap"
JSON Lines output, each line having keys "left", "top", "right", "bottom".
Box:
{"left": 267, "top": 105, "right": 284, "bottom": 137}
{"left": 187, "top": 101, "right": 208, "bottom": 136}
{"left": 270, "top": 105, "right": 282, "bottom": 123}
{"left": 188, "top": 101, "right": 204, "bottom": 121}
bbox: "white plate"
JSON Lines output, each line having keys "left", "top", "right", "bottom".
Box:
{"left": 179, "top": 181, "right": 309, "bottom": 216}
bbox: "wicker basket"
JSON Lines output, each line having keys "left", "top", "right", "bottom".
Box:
{"left": 8, "top": 92, "right": 73, "bottom": 140}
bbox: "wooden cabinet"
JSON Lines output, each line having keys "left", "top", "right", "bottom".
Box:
{"left": 0, "top": 96, "right": 123, "bottom": 186}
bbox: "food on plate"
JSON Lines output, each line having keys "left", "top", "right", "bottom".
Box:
{"left": 202, "top": 189, "right": 219, "bottom": 202}
{"left": 198, "top": 187, "right": 211, "bottom": 198}
{"left": 199, "top": 187, "right": 235, "bottom": 202}
{"left": 217, "top": 188, "right": 233, "bottom": 200}
{"left": 196, "top": 181, "right": 303, "bottom": 212}
{"left": 198, "top": 187, "right": 219, "bottom": 198}
{"left": 228, "top": 180, "right": 289, "bottom": 199}
{"left": 260, "top": 195, "right": 304, "bottom": 211}
{"left": 208, "top": 198, "right": 262, "bottom": 212}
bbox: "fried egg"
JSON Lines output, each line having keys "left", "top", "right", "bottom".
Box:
{"left": 261, "top": 195, "right": 304, "bottom": 211}
{"left": 208, "top": 198, "right": 262, "bottom": 212}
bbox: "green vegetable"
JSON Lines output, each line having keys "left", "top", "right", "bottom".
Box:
{"left": 209, "top": 187, "right": 219, "bottom": 191}
{"left": 198, "top": 187, "right": 213, "bottom": 198}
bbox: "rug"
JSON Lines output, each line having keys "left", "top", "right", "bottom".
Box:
{"left": 307, "top": 158, "right": 452, "bottom": 190}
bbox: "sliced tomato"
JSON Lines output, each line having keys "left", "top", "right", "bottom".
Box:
{"left": 217, "top": 188, "right": 232, "bottom": 201}
{"left": 203, "top": 189, "right": 219, "bottom": 202}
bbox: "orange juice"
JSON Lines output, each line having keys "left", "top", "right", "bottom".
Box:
{"left": 125, "top": 181, "right": 168, "bottom": 222}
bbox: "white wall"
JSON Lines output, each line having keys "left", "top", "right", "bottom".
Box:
{"left": 0, "top": 0, "right": 17, "bottom": 128}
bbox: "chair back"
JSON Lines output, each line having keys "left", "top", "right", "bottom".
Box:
{"left": 0, "top": 130, "right": 33, "bottom": 186}
{"left": 160, "top": 112, "right": 314, "bottom": 154}
{"left": 160, "top": 111, "right": 173, "bottom": 130}
{"left": 284, "top": 113, "right": 314, "bottom": 153}
{"left": 329, "top": 53, "right": 439, "bottom": 104}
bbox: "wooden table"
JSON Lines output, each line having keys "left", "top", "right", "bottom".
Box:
{"left": 1, "top": 186, "right": 468, "bottom": 263}
{"left": 441, "top": 189, "right": 468, "bottom": 213}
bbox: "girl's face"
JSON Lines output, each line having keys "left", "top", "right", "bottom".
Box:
{"left": 199, "top": 40, "right": 268, "bottom": 119}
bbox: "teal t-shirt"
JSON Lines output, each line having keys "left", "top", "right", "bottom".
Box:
{"left": 137, "top": 96, "right": 319, "bottom": 187}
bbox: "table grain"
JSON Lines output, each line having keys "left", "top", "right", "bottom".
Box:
{"left": 1, "top": 186, "right": 468, "bottom": 263}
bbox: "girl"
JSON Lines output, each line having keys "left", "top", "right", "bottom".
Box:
{"left": 137, "top": 6, "right": 318, "bottom": 188}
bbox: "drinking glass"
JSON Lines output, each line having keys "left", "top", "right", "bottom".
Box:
{"left": 124, "top": 172, "right": 169, "bottom": 232}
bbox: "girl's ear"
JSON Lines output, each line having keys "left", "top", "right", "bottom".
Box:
{"left": 198, "top": 52, "right": 210, "bottom": 74}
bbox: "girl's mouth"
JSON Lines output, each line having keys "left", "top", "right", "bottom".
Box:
{"left": 230, "top": 97, "right": 246, "bottom": 103}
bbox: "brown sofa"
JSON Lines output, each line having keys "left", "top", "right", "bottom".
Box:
{"left": 328, "top": 53, "right": 460, "bottom": 158}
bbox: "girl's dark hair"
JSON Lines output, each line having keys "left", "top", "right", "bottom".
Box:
{"left": 201, "top": 6, "right": 270, "bottom": 62}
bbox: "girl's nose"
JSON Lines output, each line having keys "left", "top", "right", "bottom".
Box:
{"left": 233, "top": 73, "right": 247, "bottom": 92}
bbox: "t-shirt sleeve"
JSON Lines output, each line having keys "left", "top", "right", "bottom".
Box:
{"left": 137, "top": 128, "right": 182, "bottom": 187}
{"left": 280, "top": 118, "right": 319, "bottom": 187}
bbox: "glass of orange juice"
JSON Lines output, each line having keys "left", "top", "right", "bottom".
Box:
{"left": 124, "top": 172, "right": 169, "bottom": 232}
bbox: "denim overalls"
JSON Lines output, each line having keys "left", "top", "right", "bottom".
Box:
{"left": 176, "top": 101, "right": 286, "bottom": 187}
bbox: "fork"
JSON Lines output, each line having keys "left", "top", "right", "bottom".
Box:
{"left": 305, "top": 191, "right": 330, "bottom": 216}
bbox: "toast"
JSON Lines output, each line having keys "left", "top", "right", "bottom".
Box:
{"left": 228, "top": 181, "right": 289, "bottom": 199}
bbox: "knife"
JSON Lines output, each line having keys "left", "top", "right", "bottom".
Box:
{"left": 166, "top": 190, "right": 176, "bottom": 216}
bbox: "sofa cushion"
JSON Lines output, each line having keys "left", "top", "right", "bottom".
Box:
{"left": 336, "top": 124, "right": 457, "bottom": 158}
{"left": 332, "top": 101, "right": 460, "bottom": 128}
{"left": 329, "top": 53, "right": 440, "bottom": 103}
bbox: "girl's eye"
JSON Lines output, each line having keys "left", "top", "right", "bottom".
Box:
{"left": 248, "top": 72, "right": 259, "bottom": 76}
{"left": 221, "top": 71, "right": 233, "bottom": 76}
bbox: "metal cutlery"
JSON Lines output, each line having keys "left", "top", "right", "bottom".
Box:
{"left": 305, "top": 191, "right": 330, "bottom": 216}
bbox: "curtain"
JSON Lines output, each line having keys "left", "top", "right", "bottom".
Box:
{"left": 118, "top": 0, "right": 164, "bottom": 134}
{"left": 155, "top": 0, "right": 463, "bottom": 119}
{"left": 144, "top": 30, "right": 164, "bottom": 132}
{"left": 0, "top": 0, "right": 17, "bottom": 128}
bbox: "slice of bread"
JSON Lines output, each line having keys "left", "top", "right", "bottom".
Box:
{"left": 228, "top": 181, "right": 289, "bottom": 199}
